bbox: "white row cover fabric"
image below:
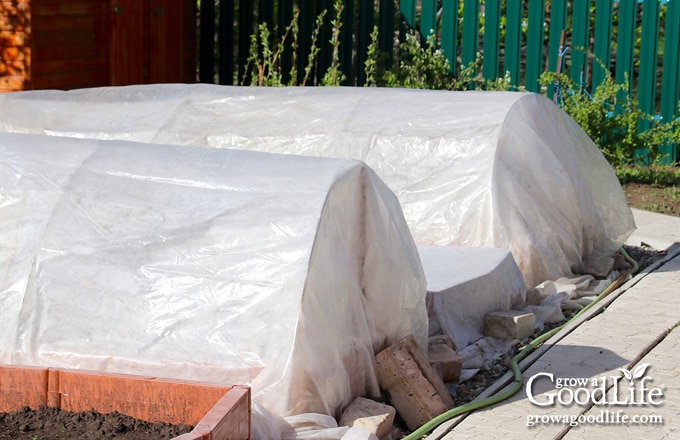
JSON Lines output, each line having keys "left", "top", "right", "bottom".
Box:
{"left": 0, "top": 85, "right": 635, "bottom": 286}
{"left": 0, "top": 131, "right": 427, "bottom": 419}
{"left": 419, "top": 245, "right": 526, "bottom": 350}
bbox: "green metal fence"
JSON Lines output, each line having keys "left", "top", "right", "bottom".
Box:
{"left": 400, "top": 0, "right": 680, "bottom": 161}
{"left": 199, "top": 0, "right": 680, "bottom": 160}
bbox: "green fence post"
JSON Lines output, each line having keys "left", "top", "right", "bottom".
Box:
{"left": 615, "top": 0, "right": 637, "bottom": 97}
{"left": 441, "top": 0, "right": 460, "bottom": 74}
{"left": 660, "top": 0, "right": 680, "bottom": 163}
{"left": 400, "top": 0, "right": 416, "bottom": 28}
{"left": 461, "top": 0, "right": 480, "bottom": 69}
{"left": 592, "top": 0, "right": 613, "bottom": 92}
{"left": 357, "top": 0, "right": 374, "bottom": 86}
{"left": 505, "top": 0, "right": 523, "bottom": 86}
{"left": 379, "top": 0, "right": 395, "bottom": 69}
{"left": 421, "top": 0, "right": 437, "bottom": 38}
{"left": 525, "top": 0, "right": 546, "bottom": 93}
{"left": 278, "top": 0, "right": 294, "bottom": 84}
{"left": 199, "top": 0, "right": 216, "bottom": 83}
{"left": 483, "top": 0, "right": 502, "bottom": 81}
{"left": 259, "top": 0, "right": 274, "bottom": 29}
{"left": 295, "top": 0, "right": 314, "bottom": 84}
{"left": 218, "top": 0, "right": 234, "bottom": 85}
{"left": 340, "top": 0, "right": 354, "bottom": 84}
{"left": 316, "top": 0, "right": 332, "bottom": 85}
{"left": 238, "top": 0, "right": 253, "bottom": 84}
{"left": 637, "top": 0, "right": 660, "bottom": 134}
{"left": 570, "top": 0, "right": 591, "bottom": 89}
{"left": 547, "top": 0, "right": 567, "bottom": 100}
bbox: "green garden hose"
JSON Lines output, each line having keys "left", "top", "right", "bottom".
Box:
{"left": 402, "top": 247, "right": 640, "bottom": 440}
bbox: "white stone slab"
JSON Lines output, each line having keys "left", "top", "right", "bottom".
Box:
{"left": 418, "top": 245, "right": 527, "bottom": 349}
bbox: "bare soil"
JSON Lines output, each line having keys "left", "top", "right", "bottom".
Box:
{"left": 623, "top": 183, "right": 680, "bottom": 216}
{"left": 0, "top": 406, "right": 193, "bottom": 440}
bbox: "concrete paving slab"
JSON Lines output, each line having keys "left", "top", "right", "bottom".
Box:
{"left": 434, "top": 247, "right": 680, "bottom": 439}
{"left": 561, "top": 326, "right": 680, "bottom": 440}
{"left": 626, "top": 208, "right": 680, "bottom": 250}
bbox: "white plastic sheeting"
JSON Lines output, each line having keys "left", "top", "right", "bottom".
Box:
{"left": 419, "top": 245, "right": 526, "bottom": 350}
{"left": 0, "top": 85, "right": 635, "bottom": 286}
{"left": 0, "top": 131, "right": 428, "bottom": 419}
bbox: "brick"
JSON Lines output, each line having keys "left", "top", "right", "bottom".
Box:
{"left": 339, "top": 397, "right": 395, "bottom": 439}
{"left": 375, "top": 335, "right": 454, "bottom": 431}
{"left": 428, "top": 341, "right": 462, "bottom": 384}
{"left": 484, "top": 310, "right": 535, "bottom": 339}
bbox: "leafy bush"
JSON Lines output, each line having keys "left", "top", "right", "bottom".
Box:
{"left": 243, "top": 9, "right": 679, "bottom": 173}
{"left": 365, "top": 27, "right": 512, "bottom": 92}
{"left": 615, "top": 166, "right": 680, "bottom": 186}
{"left": 241, "top": 0, "right": 344, "bottom": 87}
{"left": 539, "top": 54, "right": 680, "bottom": 167}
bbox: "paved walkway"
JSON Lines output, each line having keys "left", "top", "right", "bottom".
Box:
{"left": 430, "top": 208, "right": 680, "bottom": 439}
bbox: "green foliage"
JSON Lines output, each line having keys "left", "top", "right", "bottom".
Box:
{"left": 364, "top": 28, "right": 512, "bottom": 92}
{"left": 243, "top": 10, "right": 299, "bottom": 86}
{"left": 540, "top": 54, "right": 680, "bottom": 167}
{"left": 381, "top": 32, "right": 453, "bottom": 89}
{"left": 321, "top": 0, "right": 346, "bottom": 87}
{"left": 615, "top": 166, "right": 680, "bottom": 186}
{"left": 242, "top": 6, "right": 680, "bottom": 175}
{"left": 242, "top": 0, "right": 344, "bottom": 87}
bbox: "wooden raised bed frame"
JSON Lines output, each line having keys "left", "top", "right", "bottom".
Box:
{"left": 0, "top": 364, "right": 250, "bottom": 440}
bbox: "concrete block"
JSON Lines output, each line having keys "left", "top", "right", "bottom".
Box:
{"left": 339, "top": 397, "right": 395, "bottom": 439}
{"left": 375, "top": 335, "right": 453, "bottom": 431}
{"left": 428, "top": 341, "right": 462, "bottom": 384}
{"left": 484, "top": 310, "right": 535, "bottom": 340}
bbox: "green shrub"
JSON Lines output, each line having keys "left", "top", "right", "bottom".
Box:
{"left": 540, "top": 54, "right": 680, "bottom": 167}
{"left": 243, "top": 11, "right": 680, "bottom": 173}
{"left": 241, "top": 0, "right": 344, "bottom": 87}
{"left": 365, "top": 27, "right": 512, "bottom": 92}
{"left": 615, "top": 166, "right": 680, "bottom": 186}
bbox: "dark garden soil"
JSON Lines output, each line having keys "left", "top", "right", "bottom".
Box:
{"left": 623, "top": 182, "right": 680, "bottom": 217}
{"left": 0, "top": 406, "right": 193, "bottom": 440}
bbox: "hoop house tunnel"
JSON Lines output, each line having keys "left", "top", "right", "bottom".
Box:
{"left": 0, "top": 85, "right": 636, "bottom": 287}
{"left": 0, "top": 86, "right": 636, "bottom": 426}
{"left": 0, "top": 132, "right": 427, "bottom": 418}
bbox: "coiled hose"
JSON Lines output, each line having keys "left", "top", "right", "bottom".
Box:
{"left": 402, "top": 247, "right": 640, "bottom": 440}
